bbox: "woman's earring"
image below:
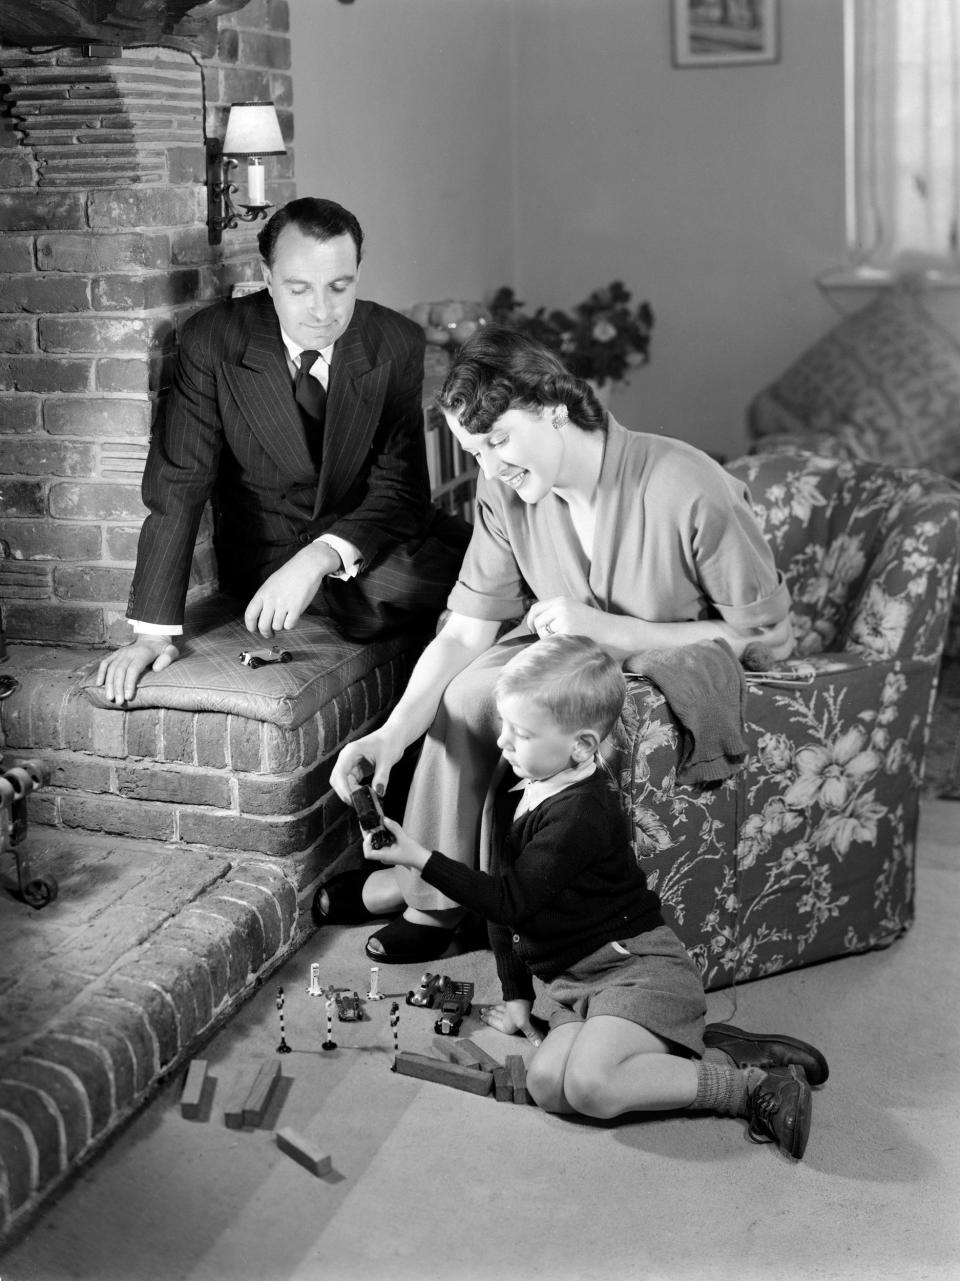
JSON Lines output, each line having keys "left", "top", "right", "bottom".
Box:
{"left": 553, "top": 406, "right": 568, "bottom": 429}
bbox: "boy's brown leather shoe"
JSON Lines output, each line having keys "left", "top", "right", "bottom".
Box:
{"left": 745, "top": 1065, "right": 812, "bottom": 1159}
{"left": 704, "top": 1022, "right": 829, "bottom": 1086}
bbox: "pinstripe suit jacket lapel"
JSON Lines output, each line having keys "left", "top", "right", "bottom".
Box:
{"left": 222, "top": 300, "right": 316, "bottom": 478}
{"left": 313, "top": 312, "right": 389, "bottom": 519}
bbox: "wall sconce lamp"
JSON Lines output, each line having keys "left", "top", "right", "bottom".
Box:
{"left": 207, "top": 101, "right": 286, "bottom": 246}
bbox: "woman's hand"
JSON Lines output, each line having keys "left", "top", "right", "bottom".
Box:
{"left": 525, "top": 597, "right": 608, "bottom": 643}
{"left": 478, "top": 999, "right": 534, "bottom": 1038}
{"left": 712, "top": 615, "right": 795, "bottom": 663}
{"left": 330, "top": 611, "right": 501, "bottom": 804}
{"left": 361, "top": 816, "right": 431, "bottom": 872}
{"left": 330, "top": 727, "right": 407, "bottom": 804}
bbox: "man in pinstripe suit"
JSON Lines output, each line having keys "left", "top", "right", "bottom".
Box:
{"left": 96, "top": 197, "right": 470, "bottom": 704}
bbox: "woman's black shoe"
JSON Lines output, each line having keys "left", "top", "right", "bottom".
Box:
{"left": 311, "top": 866, "right": 398, "bottom": 928}
{"left": 364, "top": 916, "right": 457, "bottom": 963}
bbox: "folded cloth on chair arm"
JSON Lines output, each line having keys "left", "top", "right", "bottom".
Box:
{"left": 627, "top": 638, "right": 747, "bottom": 785}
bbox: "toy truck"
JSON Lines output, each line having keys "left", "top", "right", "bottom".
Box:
{"left": 433, "top": 979, "right": 475, "bottom": 1036}
{"left": 335, "top": 990, "right": 364, "bottom": 1022}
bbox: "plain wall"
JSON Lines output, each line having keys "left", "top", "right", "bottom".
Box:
{"left": 291, "top": 0, "right": 845, "bottom": 458}
{"left": 289, "top": 0, "right": 517, "bottom": 315}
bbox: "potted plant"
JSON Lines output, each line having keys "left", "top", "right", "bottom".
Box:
{"left": 488, "top": 281, "right": 654, "bottom": 390}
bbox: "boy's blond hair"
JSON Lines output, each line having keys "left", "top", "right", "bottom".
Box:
{"left": 495, "top": 635, "right": 626, "bottom": 739}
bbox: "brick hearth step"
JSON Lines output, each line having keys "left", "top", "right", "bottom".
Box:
{"left": 0, "top": 825, "right": 299, "bottom": 1246}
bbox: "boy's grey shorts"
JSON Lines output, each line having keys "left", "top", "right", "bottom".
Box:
{"left": 539, "top": 925, "right": 707, "bottom": 1058}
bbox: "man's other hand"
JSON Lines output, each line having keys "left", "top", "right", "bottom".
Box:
{"left": 95, "top": 636, "right": 178, "bottom": 705}
{"left": 243, "top": 541, "right": 341, "bottom": 638}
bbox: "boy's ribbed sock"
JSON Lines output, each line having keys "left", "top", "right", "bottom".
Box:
{"left": 703, "top": 1045, "right": 736, "bottom": 1068}
{"left": 692, "top": 1060, "right": 764, "bottom": 1117}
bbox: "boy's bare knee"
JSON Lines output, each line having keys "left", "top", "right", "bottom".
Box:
{"left": 563, "top": 1061, "right": 618, "bottom": 1119}
{"left": 526, "top": 1058, "right": 566, "bottom": 1113}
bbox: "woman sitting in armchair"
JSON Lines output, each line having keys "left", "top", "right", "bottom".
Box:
{"left": 326, "top": 325, "right": 794, "bottom": 963}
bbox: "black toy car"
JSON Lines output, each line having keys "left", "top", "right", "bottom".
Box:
{"left": 239, "top": 646, "right": 292, "bottom": 669}
{"left": 351, "top": 784, "right": 395, "bottom": 850}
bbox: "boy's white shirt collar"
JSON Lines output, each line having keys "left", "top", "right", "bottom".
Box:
{"left": 509, "top": 756, "right": 597, "bottom": 819}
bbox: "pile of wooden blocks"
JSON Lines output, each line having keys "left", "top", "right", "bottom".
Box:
{"left": 179, "top": 1056, "right": 333, "bottom": 1177}
{"left": 393, "top": 1038, "right": 534, "bottom": 1104}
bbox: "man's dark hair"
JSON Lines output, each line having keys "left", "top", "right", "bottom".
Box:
{"left": 258, "top": 197, "right": 364, "bottom": 267}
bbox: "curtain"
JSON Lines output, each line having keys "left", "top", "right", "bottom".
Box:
{"left": 848, "top": 0, "right": 960, "bottom": 271}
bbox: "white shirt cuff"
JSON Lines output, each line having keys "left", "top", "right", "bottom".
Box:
{"left": 130, "top": 620, "right": 183, "bottom": 637}
{"left": 317, "top": 534, "right": 362, "bottom": 580}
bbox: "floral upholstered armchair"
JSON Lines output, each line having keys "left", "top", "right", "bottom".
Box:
{"left": 607, "top": 449, "right": 960, "bottom": 992}
{"left": 745, "top": 284, "right": 960, "bottom": 656}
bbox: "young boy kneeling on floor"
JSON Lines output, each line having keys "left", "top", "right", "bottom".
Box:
{"left": 360, "top": 634, "right": 828, "bottom": 1159}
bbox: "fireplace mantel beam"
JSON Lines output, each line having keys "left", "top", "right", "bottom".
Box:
{"left": 0, "top": 0, "right": 252, "bottom": 52}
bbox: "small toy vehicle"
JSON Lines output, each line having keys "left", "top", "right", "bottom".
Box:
{"left": 406, "top": 971, "right": 446, "bottom": 1008}
{"left": 335, "top": 990, "right": 364, "bottom": 1022}
{"left": 1, "top": 759, "right": 58, "bottom": 910}
{"left": 434, "top": 979, "right": 474, "bottom": 1036}
{"left": 239, "top": 646, "right": 292, "bottom": 669}
{"left": 350, "top": 784, "right": 395, "bottom": 850}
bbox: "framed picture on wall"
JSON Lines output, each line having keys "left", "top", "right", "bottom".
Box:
{"left": 671, "top": 0, "right": 780, "bottom": 67}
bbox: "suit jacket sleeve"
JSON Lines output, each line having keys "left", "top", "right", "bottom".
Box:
{"left": 126, "top": 312, "right": 224, "bottom": 627}
{"left": 320, "top": 315, "right": 431, "bottom": 570}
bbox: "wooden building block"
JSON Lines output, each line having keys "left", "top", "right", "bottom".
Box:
{"left": 241, "top": 1058, "right": 282, "bottom": 1128}
{"left": 506, "top": 1054, "right": 530, "bottom": 1105}
{"left": 432, "top": 1037, "right": 481, "bottom": 1070}
{"left": 223, "top": 1062, "right": 263, "bottom": 1129}
{"left": 492, "top": 1066, "right": 513, "bottom": 1102}
{"left": 393, "top": 1050, "right": 493, "bottom": 1096}
{"left": 276, "top": 1127, "right": 332, "bottom": 1177}
{"left": 180, "top": 1058, "right": 208, "bottom": 1120}
{"left": 455, "top": 1039, "right": 501, "bottom": 1071}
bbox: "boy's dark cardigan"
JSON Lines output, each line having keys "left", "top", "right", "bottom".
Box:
{"left": 421, "top": 769, "right": 664, "bottom": 1004}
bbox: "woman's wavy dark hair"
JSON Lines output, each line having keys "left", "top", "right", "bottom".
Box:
{"left": 435, "top": 326, "right": 607, "bottom": 435}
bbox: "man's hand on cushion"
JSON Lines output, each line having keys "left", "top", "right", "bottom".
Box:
{"left": 243, "top": 542, "right": 342, "bottom": 638}
{"left": 95, "top": 636, "right": 179, "bottom": 705}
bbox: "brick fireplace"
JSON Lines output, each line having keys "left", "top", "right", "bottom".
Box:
{"left": 0, "top": 0, "right": 428, "bottom": 891}
{"left": 0, "top": 2, "right": 327, "bottom": 1244}
{"left": 0, "top": 0, "right": 296, "bottom": 653}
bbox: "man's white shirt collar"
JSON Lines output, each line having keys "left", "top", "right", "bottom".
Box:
{"left": 509, "top": 757, "right": 598, "bottom": 819}
{"left": 280, "top": 330, "right": 335, "bottom": 384}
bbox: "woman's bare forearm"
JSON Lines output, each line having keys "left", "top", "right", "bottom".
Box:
{"left": 593, "top": 612, "right": 795, "bottom": 668}
{"left": 379, "top": 616, "right": 501, "bottom": 748}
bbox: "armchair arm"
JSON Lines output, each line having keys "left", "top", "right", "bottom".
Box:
{"left": 840, "top": 475, "right": 960, "bottom": 663}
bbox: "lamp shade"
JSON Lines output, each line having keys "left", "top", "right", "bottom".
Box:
{"left": 222, "top": 102, "right": 286, "bottom": 157}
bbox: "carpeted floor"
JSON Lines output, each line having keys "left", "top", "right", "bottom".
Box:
{"left": 2, "top": 794, "right": 957, "bottom": 1281}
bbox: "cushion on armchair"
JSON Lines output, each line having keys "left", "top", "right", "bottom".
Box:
{"left": 747, "top": 285, "right": 960, "bottom": 480}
